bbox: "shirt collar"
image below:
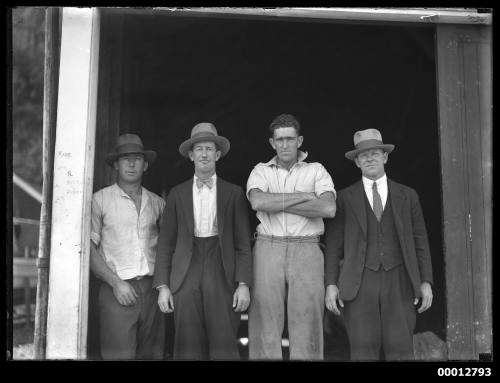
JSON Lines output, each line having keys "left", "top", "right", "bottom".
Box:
{"left": 264, "top": 150, "right": 308, "bottom": 168}
{"left": 362, "top": 173, "right": 387, "bottom": 188}
{"left": 114, "top": 182, "right": 145, "bottom": 198}
{"left": 193, "top": 173, "right": 217, "bottom": 183}
{"left": 114, "top": 183, "right": 149, "bottom": 208}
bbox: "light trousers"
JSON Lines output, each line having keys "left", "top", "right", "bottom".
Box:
{"left": 249, "top": 235, "right": 324, "bottom": 360}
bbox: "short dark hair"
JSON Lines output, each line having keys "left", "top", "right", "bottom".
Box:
{"left": 269, "top": 114, "right": 301, "bottom": 137}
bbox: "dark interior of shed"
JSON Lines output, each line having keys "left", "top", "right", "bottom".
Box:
{"left": 89, "top": 10, "right": 445, "bottom": 360}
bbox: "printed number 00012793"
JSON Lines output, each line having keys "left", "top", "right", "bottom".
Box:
{"left": 437, "top": 368, "right": 491, "bottom": 377}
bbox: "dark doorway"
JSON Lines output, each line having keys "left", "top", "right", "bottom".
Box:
{"left": 90, "top": 10, "right": 445, "bottom": 360}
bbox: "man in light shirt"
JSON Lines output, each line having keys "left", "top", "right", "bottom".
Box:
{"left": 154, "top": 122, "right": 252, "bottom": 360}
{"left": 246, "top": 114, "right": 336, "bottom": 360}
{"left": 324, "top": 129, "right": 433, "bottom": 360}
{"left": 90, "top": 134, "right": 166, "bottom": 359}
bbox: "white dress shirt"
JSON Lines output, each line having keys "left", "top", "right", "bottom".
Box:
{"left": 193, "top": 174, "right": 218, "bottom": 237}
{"left": 362, "top": 174, "right": 388, "bottom": 210}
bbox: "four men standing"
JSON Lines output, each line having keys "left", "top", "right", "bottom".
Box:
{"left": 91, "top": 123, "right": 433, "bottom": 361}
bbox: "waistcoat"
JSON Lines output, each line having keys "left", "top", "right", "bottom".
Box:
{"left": 364, "top": 193, "right": 403, "bottom": 271}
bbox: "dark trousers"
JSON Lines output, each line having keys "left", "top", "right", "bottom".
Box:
{"left": 173, "top": 236, "right": 241, "bottom": 360}
{"left": 98, "top": 276, "right": 165, "bottom": 360}
{"left": 342, "top": 265, "right": 416, "bottom": 361}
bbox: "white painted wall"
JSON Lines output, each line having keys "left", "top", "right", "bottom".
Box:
{"left": 46, "top": 7, "right": 100, "bottom": 359}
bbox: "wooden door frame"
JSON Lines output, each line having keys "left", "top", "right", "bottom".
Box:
{"left": 436, "top": 24, "right": 492, "bottom": 360}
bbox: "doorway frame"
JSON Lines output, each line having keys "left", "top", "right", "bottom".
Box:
{"left": 44, "top": 7, "right": 492, "bottom": 359}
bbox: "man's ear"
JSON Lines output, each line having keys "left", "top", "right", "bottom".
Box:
{"left": 269, "top": 137, "right": 276, "bottom": 150}
{"left": 354, "top": 157, "right": 361, "bottom": 169}
{"left": 215, "top": 151, "right": 221, "bottom": 161}
{"left": 143, "top": 161, "right": 149, "bottom": 172}
{"left": 188, "top": 151, "right": 194, "bottom": 161}
{"left": 114, "top": 161, "right": 119, "bottom": 171}
{"left": 297, "top": 136, "right": 304, "bottom": 148}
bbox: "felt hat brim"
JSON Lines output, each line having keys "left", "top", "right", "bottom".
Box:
{"left": 105, "top": 149, "right": 157, "bottom": 167}
{"left": 345, "top": 143, "right": 394, "bottom": 161}
{"left": 179, "top": 134, "right": 230, "bottom": 158}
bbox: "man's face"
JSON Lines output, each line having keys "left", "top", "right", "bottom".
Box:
{"left": 354, "top": 148, "right": 388, "bottom": 180}
{"left": 189, "top": 141, "right": 220, "bottom": 174}
{"left": 269, "top": 127, "right": 303, "bottom": 166}
{"left": 114, "top": 153, "right": 148, "bottom": 184}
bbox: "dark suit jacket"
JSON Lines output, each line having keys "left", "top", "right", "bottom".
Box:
{"left": 153, "top": 177, "right": 252, "bottom": 294}
{"left": 324, "top": 179, "right": 433, "bottom": 301}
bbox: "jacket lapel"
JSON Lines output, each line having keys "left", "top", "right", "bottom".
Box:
{"left": 347, "top": 180, "right": 367, "bottom": 238}
{"left": 216, "top": 177, "right": 229, "bottom": 236}
{"left": 179, "top": 178, "right": 195, "bottom": 236}
{"left": 388, "top": 179, "right": 406, "bottom": 248}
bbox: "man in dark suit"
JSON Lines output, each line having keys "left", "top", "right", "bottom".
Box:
{"left": 153, "top": 122, "right": 252, "bottom": 360}
{"left": 324, "top": 129, "right": 433, "bottom": 361}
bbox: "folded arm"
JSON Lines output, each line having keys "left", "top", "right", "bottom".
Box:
{"left": 285, "top": 191, "right": 336, "bottom": 218}
{"left": 248, "top": 188, "right": 316, "bottom": 212}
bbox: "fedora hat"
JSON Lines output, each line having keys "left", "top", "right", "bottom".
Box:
{"left": 179, "top": 122, "right": 230, "bottom": 158}
{"left": 105, "top": 133, "right": 157, "bottom": 167}
{"left": 345, "top": 129, "right": 395, "bottom": 161}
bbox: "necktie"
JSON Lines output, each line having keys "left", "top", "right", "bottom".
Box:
{"left": 196, "top": 177, "right": 213, "bottom": 190}
{"left": 372, "top": 181, "right": 383, "bottom": 222}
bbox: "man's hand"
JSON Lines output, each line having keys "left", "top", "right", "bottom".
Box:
{"left": 414, "top": 281, "right": 433, "bottom": 314}
{"left": 158, "top": 286, "right": 175, "bottom": 313}
{"left": 112, "top": 280, "right": 138, "bottom": 306}
{"left": 325, "top": 284, "right": 344, "bottom": 315}
{"left": 233, "top": 284, "right": 250, "bottom": 312}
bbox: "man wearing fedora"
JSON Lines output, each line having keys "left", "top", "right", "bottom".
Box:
{"left": 154, "top": 122, "right": 252, "bottom": 360}
{"left": 90, "top": 133, "right": 166, "bottom": 359}
{"left": 246, "top": 114, "right": 336, "bottom": 360}
{"left": 324, "top": 129, "right": 433, "bottom": 360}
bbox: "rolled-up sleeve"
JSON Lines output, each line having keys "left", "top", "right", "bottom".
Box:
{"left": 246, "top": 164, "right": 269, "bottom": 200}
{"left": 90, "top": 192, "right": 103, "bottom": 246}
{"left": 314, "top": 164, "right": 336, "bottom": 199}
